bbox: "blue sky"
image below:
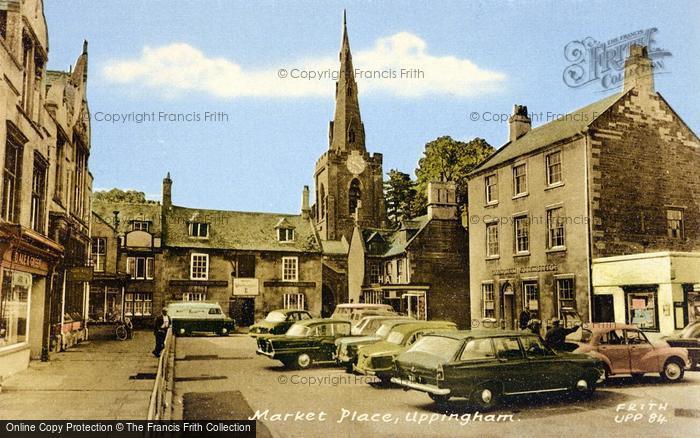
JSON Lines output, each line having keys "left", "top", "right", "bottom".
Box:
{"left": 44, "top": 0, "right": 699, "bottom": 213}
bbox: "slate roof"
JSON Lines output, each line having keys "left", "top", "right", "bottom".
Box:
{"left": 164, "top": 206, "right": 321, "bottom": 253}
{"left": 363, "top": 214, "right": 431, "bottom": 258}
{"left": 92, "top": 201, "right": 162, "bottom": 235}
{"left": 471, "top": 92, "right": 624, "bottom": 174}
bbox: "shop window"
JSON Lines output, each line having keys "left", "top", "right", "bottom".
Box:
{"left": 124, "top": 292, "right": 152, "bottom": 316}
{"left": 362, "top": 290, "right": 383, "bottom": 304}
{"left": 514, "top": 216, "right": 529, "bottom": 254}
{"left": 485, "top": 174, "right": 498, "bottom": 204}
{"left": 190, "top": 253, "right": 209, "bottom": 280}
{"left": 482, "top": 283, "right": 495, "bottom": 318}
{"left": 0, "top": 270, "right": 31, "bottom": 348}
{"left": 486, "top": 223, "right": 499, "bottom": 257}
{"left": 282, "top": 257, "right": 298, "bottom": 282}
{"left": 523, "top": 281, "right": 539, "bottom": 319}
{"left": 2, "top": 136, "right": 23, "bottom": 222}
{"left": 189, "top": 222, "right": 209, "bottom": 238}
{"left": 547, "top": 207, "right": 566, "bottom": 249}
{"left": 627, "top": 290, "right": 658, "bottom": 331}
{"left": 284, "top": 293, "right": 305, "bottom": 310}
{"left": 546, "top": 151, "right": 562, "bottom": 186}
{"left": 666, "top": 209, "right": 684, "bottom": 239}
{"left": 556, "top": 277, "right": 576, "bottom": 318}
{"left": 91, "top": 237, "right": 106, "bottom": 272}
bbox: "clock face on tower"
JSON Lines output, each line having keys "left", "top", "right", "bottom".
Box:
{"left": 346, "top": 155, "right": 366, "bottom": 175}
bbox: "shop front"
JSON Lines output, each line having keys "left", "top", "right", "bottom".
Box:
{"left": 360, "top": 285, "right": 430, "bottom": 319}
{"left": 0, "top": 225, "right": 62, "bottom": 378}
{"left": 592, "top": 252, "right": 700, "bottom": 339}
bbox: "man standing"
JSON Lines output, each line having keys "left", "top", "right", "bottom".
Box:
{"left": 153, "top": 308, "right": 170, "bottom": 358}
{"left": 519, "top": 309, "right": 531, "bottom": 330}
{"left": 544, "top": 318, "right": 579, "bottom": 351}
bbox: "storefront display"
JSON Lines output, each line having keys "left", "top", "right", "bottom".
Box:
{"left": 0, "top": 270, "right": 32, "bottom": 349}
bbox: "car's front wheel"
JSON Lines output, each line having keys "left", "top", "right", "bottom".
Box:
{"left": 218, "top": 327, "right": 230, "bottom": 336}
{"left": 660, "top": 358, "right": 684, "bottom": 382}
{"left": 296, "top": 353, "right": 312, "bottom": 369}
{"left": 429, "top": 393, "right": 451, "bottom": 404}
{"left": 573, "top": 377, "right": 595, "bottom": 398}
{"left": 471, "top": 384, "right": 498, "bottom": 410}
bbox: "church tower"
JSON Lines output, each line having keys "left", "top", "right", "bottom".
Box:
{"left": 314, "top": 12, "right": 387, "bottom": 242}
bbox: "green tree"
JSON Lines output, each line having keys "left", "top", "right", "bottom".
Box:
{"left": 384, "top": 169, "right": 417, "bottom": 227}
{"left": 92, "top": 188, "right": 157, "bottom": 204}
{"left": 413, "top": 136, "right": 494, "bottom": 216}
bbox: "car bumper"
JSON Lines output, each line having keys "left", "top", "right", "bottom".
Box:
{"left": 390, "top": 377, "right": 451, "bottom": 396}
{"left": 337, "top": 352, "right": 353, "bottom": 364}
{"left": 256, "top": 348, "right": 275, "bottom": 358}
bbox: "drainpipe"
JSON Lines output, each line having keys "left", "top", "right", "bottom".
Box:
{"left": 584, "top": 131, "right": 594, "bottom": 323}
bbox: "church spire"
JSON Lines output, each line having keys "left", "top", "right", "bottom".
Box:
{"left": 329, "top": 11, "right": 365, "bottom": 153}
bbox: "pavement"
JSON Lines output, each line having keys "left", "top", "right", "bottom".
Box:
{"left": 0, "top": 329, "right": 159, "bottom": 420}
{"left": 173, "top": 335, "right": 700, "bottom": 438}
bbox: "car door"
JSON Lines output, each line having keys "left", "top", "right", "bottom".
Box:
{"left": 596, "top": 329, "right": 631, "bottom": 374}
{"left": 451, "top": 337, "right": 498, "bottom": 396}
{"left": 521, "top": 335, "right": 570, "bottom": 391}
{"left": 492, "top": 336, "right": 530, "bottom": 395}
{"left": 625, "top": 329, "right": 658, "bottom": 373}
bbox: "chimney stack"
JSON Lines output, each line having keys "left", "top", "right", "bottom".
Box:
{"left": 623, "top": 44, "right": 655, "bottom": 95}
{"left": 162, "top": 172, "right": 172, "bottom": 210}
{"left": 301, "top": 185, "right": 310, "bottom": 219}
{"left": 508, "top": 105, "right": 531, "bottom": 142}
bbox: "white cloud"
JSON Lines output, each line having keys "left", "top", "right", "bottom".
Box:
{"left": 102, "top": 33, "right": 506, "bottom": 99}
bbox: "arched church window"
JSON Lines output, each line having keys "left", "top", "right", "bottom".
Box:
{"left": 349, "top": 179, "right": 361, "bottom": 214}
{"left": 348, "top": 129, "right": 355, "bottom": 143}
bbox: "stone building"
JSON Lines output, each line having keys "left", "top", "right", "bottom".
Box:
{"left": 1, "top": 0, "right": 92, "bottom": 377}
{"left": 90, "top": 201, "right": 162, "bottom": 327}
{"left": 313, "top": 14, "right": 387, "bottom": 313}
{"left": 467, "top": 45, "right": 699, "bottom": 337}
{"left": 159, "top": 176, "right": 323, "bottom": 325}
{"left": 347, "top": 181, "right": 470, "bottom": 327}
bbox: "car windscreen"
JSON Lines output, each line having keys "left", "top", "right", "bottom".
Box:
{"left": 265, "top": 312, "right": 287, "bottom": 322}
{"left": 579, "top": 328, "right": 593, "bottom": 343}
{"left": 285, "top": 324, "right": 310, "bottom": 336}
{"left": 407, "top": 336, "right": 462, "bottom": 362}
{"left": 386, "top": 331, "right": 405, "bottom": 345}
{"left": 681, "top": 323, "right": 700, "bottom": 339}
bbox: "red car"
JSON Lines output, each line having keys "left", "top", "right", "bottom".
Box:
{"left": 572, "top": 323, "right": 690, "bottom": 382}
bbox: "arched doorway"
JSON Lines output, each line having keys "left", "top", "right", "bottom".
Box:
{"left": 322, "top": 284, "right": 335, "bottom": 317}
{"left": 500, "top": 281, "right": 516, "bottom": 330}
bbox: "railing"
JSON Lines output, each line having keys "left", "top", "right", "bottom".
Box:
{"left": 147, "top": 328, "right": 174, "bottom": 420}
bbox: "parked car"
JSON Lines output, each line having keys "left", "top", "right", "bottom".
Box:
{"left": 571, "top": 323, "right": 690, "bottom": 382}
{"left": 249, "top": 309, "right": 313, "bottom": 337}
{"left": 392, "top": 330, "right": 605, "bottom": 408}
{"left": 352, "top": 315, "right": 413, "bottom": 336}
{"left": 663, "top": 321, "right": 700, "bottom": 370}
{"left": 165, "top": 302, "right": 236, "bottom": 337}
{"left": 256, "top": 319, "right": 353, "bottom": 369}
{"left": 336, "top": 317, "right": 415, "bottom": 371}
{"left": 331, "top": 303, "right": 396, "bottom": 321}
{"left": 354, "top": 321, "right": 457, "bottom": 384}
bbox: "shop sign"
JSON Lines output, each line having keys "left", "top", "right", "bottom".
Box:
{"left": 67, "top": 266, "right": 94, "bottom": 282}
{"left": 233, "top": 278, "right": 259, "bottom": 296}
{"left": 492, "top": 264, "right": 558, "bottom": 276}
{"left": 5, "top": 250, "right": 49, "bottom": 274}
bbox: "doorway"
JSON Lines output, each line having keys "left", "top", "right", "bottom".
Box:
{"left": 321, "top": 285, "right": 335, "bottom": 317}
{"left": 230, "top": 298, "right": 255, "bottom": 327}
{"left": 501, "top": 282, "right": 515, "bottom": 330}
{"left": 593, "top": 295, "right": 615, "bottom": 323}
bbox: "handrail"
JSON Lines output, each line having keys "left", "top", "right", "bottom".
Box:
{"left": 147, "top": 328, "right": 173, "bottom": 420}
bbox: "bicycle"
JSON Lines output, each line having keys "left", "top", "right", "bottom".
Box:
{"left": 115, "top": 317, "right": 134, "bottom": 341}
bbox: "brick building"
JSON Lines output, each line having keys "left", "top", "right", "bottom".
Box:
{"left": 1, "top": 0, "right": 93, "bottom": 377}
{"left": 467, "top": 45, "right": 699, "bottom": 337}
{"left": 348, "top": 181, "right": 470, "bottom": 327}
